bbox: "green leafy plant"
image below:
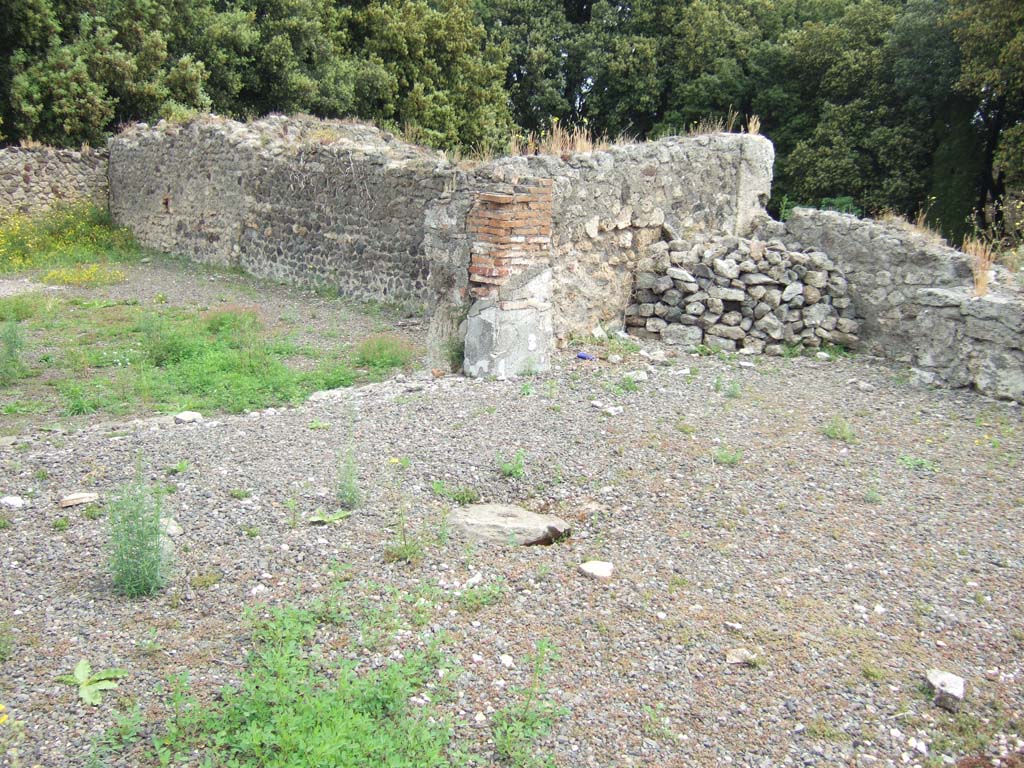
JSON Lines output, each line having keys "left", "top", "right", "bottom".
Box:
{"left": 823, "top": 415, "right": 856, "bottom": 443}
{"left": 898, "top": 455, "right": 938, "bottom": 472}
{"left": 58, "top": 659, "right": 128, "bottom": 706}
{"left": 165, "top": 460, "right": 189, "bottom": 475}
{"left": 458, "top": 581, "right": 506, "bottom": 613}
{"left": 308, "top": 508, "right": 352, "bottom": 525}
{"left": 150, "top": 601, "right": 462, "bottom": 767}
{"left": 229, "top": 488, "right": 251, "bottom": 500}
{"left": 108, "top": 469, "right": 169, "bottom": 598}
{"left": 52, "top": 516, "right": 70, "bottom": 532}
{"left": 491, "top": 639, "right": 564, "bottom": 767}
{"left": 0, "top": 515, "right": 10, "bottom": 530}
{"left": 712, "top": 447, "right": 743, "bottom": 466}
{"left": 724, "top": 380, "right": 742, "bottom": 399}
{"left": 498, "top": 449, "right": 526, "bottom": 479}
{"left": 384, "top": 511, "right": 425, "bottom": 565}
{"left": 431, "top": 480, "right": 480, "bottom": 505}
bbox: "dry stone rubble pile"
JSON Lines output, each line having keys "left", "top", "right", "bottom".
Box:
{"left": 625, "top": 233, "right": 860, "bottom": 353}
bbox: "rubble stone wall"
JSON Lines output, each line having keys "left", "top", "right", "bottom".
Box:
{"left": 109, "top": 116, "right": 454, "bottom": 304}
{"left": 0, "top": 147, "right": 109, "bottom": 214}
{"left": 785, "top": 209, "right": 1023, "bottom": 402}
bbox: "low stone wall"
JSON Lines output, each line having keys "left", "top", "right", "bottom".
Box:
{"left": 624, "top": 233, "right": 859, "bottom": 353}
{"left": 0, "top": 146, "right": 109, "bottom": 215}
{"left": 109, "top": 115, "right": 454, "bottom": 304}
{"left": 784, "top": 209, "right": 1023, "bottom": 402}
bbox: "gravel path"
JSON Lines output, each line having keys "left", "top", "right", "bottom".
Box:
{"left": 1, "top": 264, "right": 1022, "bottom": 768}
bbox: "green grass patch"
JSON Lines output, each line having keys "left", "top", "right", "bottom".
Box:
{"left": 353, "top": 334, "right": 416, "bottom": 371}
{"left": 0, "top": 297, "right": 400, "bottom": 421}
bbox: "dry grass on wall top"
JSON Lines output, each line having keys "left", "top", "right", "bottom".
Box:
{"left": 963, "top": 236, "right": 995, "bottom": 297}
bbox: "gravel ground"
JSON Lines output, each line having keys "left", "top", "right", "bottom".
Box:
{"left": 1, "top": 263, "right": 1023, "bottom": 768}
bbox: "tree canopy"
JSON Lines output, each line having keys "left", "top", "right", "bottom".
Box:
{"left": 0, "top": 0, "right": 1021, "bottom": 240}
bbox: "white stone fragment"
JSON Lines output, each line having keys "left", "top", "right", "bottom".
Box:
{"left": 926, "top": 669, "right": 965, "bottom": 711}
{"left": 59, "top": 492, "right": 99, "bottom": 508}
{"left": 725, "top": 647, "right": 758, "bottom": 666}
{"left": 579, "top": 561, "right": 614, "bottom": 580}
{"left": 1, "top": 496, "right": 26, "bottom": 509}
{"left": 174, "top": 411, "right": 204, "bottom": 423}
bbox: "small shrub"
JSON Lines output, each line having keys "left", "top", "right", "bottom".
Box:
{"left": 108, "top": 471, "right": 169, "bottom": 598}
{"left": 353, "top": 334, "right": 415, "bottom": 371}
{"left": 823, "top": 415, "right": 856, "bottom": 444}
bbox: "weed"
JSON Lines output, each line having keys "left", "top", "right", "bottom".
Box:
{"left": 353, "top": 334, "right": 416, "bottom": 371}
{"left": 863, "top": 487, "right": 883, "bottom": 504}
{"left": 724, "top": 380, "right": 742, "bottom": 399}
{"left": 150, "top": 603, "right": 461, "bottom": 766}
{"left": 861, "top": 664, "right": 886, "bottom": 682}
{"left": 241, "top": 524, "right": 260, "bottom": 538}
{"left": 0, "top": 622, "right": 13, "bottom": 662}
{"left": 0, "top": 515, "right": 10, "bottom": 530}
{"left": 964, "top": 235, "right": 995, "bottom": 297}
{"left": 431, "top": 479, "right": 480, "bottom": 505}
{"left": 41, "top": 263, "right": 126, "bottom": 286}
{"left": 898, "top": 455, "right": 939, "bottom": 472}
{"left": 458, "top": 581, "right": 506, "bottom": 613}
{"left": 520, "top": 382, "right": 534, "bottom": 396}
{"left": 712, "top": 447, "right": 743, "bottom": 466}
{"left": 307, "top": 419, "right": 330, "bottom": 430}
{"left": 491, "top": 638, "right": 564, "bottom": 768}
{"left": 190, "top": 570, "right": 222, "bottom": 590}
{"left": 108, "top": 470, "right": 169, "bottom": 598}
{"left": 498, "top": 449, "right": 527, "bottom": 479}
{"left": 229, "top": 488, "right": 251, "bottom": 500}
{"left": 803, "top": 715, "right": 848, "bottom": 742}
{"left": 135, "top": 629, "right": 163, "bottom": 657}
{"left": 52, "top": 516, "right": 70, "bottom": 532}
{"left": 617, "top": 374, "right": 639, "bottom": 393}
{"left": 33, "top": 468, "right": 48, "bottom": 481}
{"left": 165, "top": 460, "right": 189, "bottom": 475}
{"left": 307, "top": 508, "right": 351, "bottom": 525}
{"left": 58, "top": 659, "right": 128, "bottom": 706}
{"left": 0, "top": 320, "right": 27, "bottom": 386}
{"left": 384, "top": 510, "right": 424, "bottom": 565}
{"left": 675, "top": 420, "right": 696, "bottom": 434}
{"left": 0, "top": 203, "right": 140, "bottom": 275}
{"left": 823, "top": 415, "right": 856, "bottom": 444}
{"left": 284, "top": 497, "right": 299, "bottom": 529}
{"left": 336, "top": 449, "right": 361, "bottom": 510}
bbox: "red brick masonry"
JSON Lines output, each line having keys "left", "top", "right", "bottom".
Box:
{"left": 466, "top": 178, "right": 553, "bottom": 299}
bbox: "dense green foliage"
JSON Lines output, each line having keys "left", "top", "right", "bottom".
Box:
{"left": 0, "top": 0, "right": 1021, "bottom": 238}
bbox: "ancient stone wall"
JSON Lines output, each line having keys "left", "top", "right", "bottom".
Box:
{"left": 109, "top": 116, "right": 454, "bottom": 304}
{"left": 785, "top": 209, "right": 1023, "bottom": 402}
{"left": 477, "top": 134, "right": 775, "bottom": 343}
{"left": 0, "top": 146, "right": 109, "bottom": 214}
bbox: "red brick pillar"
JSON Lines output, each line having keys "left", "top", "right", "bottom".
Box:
{"left": 466, "top": 178, "right": 553, "bottom": 300}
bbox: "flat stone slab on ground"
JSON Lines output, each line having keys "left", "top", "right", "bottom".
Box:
{"left": 452, "top": 503, "right": 571, "bottom": 546}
